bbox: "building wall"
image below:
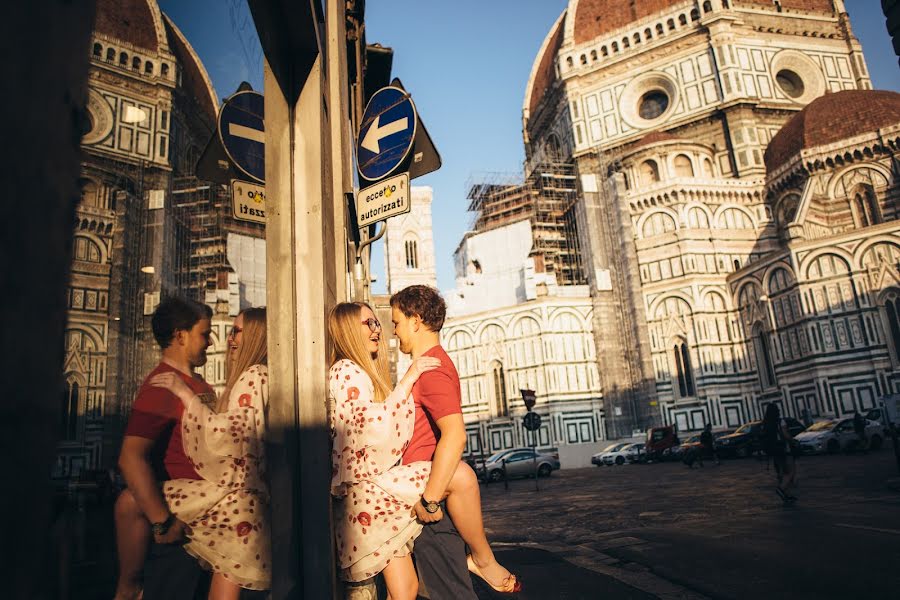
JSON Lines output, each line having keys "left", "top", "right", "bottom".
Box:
{"left": 443, "top": 294, "right": 605, "bottom": 455}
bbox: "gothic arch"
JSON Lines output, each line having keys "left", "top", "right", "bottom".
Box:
{"left": 637, "top": 208, "right": 679, "bottom": 238}
{"left": 856, "top": 236, "right": 900, "bottom": 269}
{"left": 826, "top": 162, "right": 892, "bottom": 199}
{"left": 801, "top": 249, "right": 853, "bottom": 280}
{"left": 702, "top": 290, "right": 728, "bottom": 311}
{"left": 476, "top": 321, "right": 507, "bottom": 344}
{"left": 650, "top": 294, "right": 694, "bottom": 319}
{"left": 550, "top": 309, "right": 588, "bottom": 331}
{"left": 683, "top": 202, "right": 713, "bottom": 228}
{"left": 510, "top": 314, "right": 541, "bottom": 338}
{"left": 445, "top": 329, "right": 474, "bottom": 351}
{"left": 763, "top": 263, "right": 797, "bottom": 294}
{"left": 72, "top": 232, "right": 109, "bottom": 264}
{"left": 65, "top": 324, "right": 105, "bottom": 352}
{"left": 713, "top": 205, "right": 756, "bottom": 229}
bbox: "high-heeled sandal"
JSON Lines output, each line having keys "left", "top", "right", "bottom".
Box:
{"left": 466, "top": 554, "right": 522, "bottom": 594}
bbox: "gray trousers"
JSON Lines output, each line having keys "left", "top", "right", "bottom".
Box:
{"left": 414, "top": 503, "right": 477, "bottom": 600}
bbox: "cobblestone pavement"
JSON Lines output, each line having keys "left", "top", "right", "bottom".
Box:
{"left": 475, "top": 445, "right": 900, "bottom": 599}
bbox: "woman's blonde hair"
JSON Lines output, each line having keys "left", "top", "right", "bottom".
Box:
{"left": 327, "top": 302, "right": 391, "bottom": 402}
{"left": 220, "top": 307, "right": 267, "bottom": 412}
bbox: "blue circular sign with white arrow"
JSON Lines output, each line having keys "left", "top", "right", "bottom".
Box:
{"left": 219, "top": 90, "right": 265, "bottom": 183}
{"left": 357, "top": 86, "right": 417, "bottom": 182}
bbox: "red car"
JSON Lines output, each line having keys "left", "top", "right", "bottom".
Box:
{"left": 645, "top": 426, "right": 679, "bottom": 461}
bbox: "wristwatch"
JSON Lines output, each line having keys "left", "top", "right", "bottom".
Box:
{"left": 152, "top": 513, "right": 175, "bottom": 536}
{"left": 420, "top": 496, "right": 440, "bottom": 514}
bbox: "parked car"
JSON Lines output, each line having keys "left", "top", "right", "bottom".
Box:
{"left": 626, "top": 442, "right": 647, "bottom": 463}
{"left": 599, "top": 442, "right": 645, "bottom": 466}
{"left": 645, "top": 426, "right": 679, "bottom": 461}
{"left": 477, "top": 448, "right": 560, "bottom": 481}
{"left": 796, "top": 418, "right": 884, "bottom": 454}
{"left": 591, "top": 442, "right": 631, "bottom": 466}
{"left": 663, "top": 434, "right": 701, "bottom": 461}
{"left": 864, "top": 406, "right": 890, "bottom": 437}
{"left": 716, "top": 418, "right": 805, "bottom": 458}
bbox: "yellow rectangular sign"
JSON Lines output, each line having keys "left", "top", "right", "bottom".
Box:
{"left": 356, "top": 172, "right": 410, "bottom": 228}
{"left": 231, "top": 179, "right": 266, "bottom": 224}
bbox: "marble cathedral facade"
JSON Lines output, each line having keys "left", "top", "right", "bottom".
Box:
{"left": 523, "top": 0, "right": 899, "bottom": 436}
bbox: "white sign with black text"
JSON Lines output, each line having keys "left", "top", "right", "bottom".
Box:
{"left": 356, "top": 172, "right": 410, "bottom": 228}
{"left": 231, "top": 179, "right": 266, "bottom": 224}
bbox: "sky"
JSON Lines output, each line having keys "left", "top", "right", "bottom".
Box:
{"left": 159, "top": 0, "right": 899, "bottom": 294}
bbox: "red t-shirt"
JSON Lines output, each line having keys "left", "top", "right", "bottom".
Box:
{"left": 402, "top": 345, "right": 462, "bottom": 464}
{"left": 124, "top": 362, "right": 216, "bottom": 481}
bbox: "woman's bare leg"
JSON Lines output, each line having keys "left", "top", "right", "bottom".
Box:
{"left": 113, "top": 489, "right": 150, "bottom": 600}
{"left": 382, "top": 554, "right": 418, "bottom": 600}
{"left": 208, "top": 573, "right": 242, "bottom": 600}
{"left": 444, "top": 461, "right": 513, "bottom": 587}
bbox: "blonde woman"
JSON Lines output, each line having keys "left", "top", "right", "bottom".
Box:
{"left": 115, "top": 308, "right": 270, "bottom": 600}
{"left": 328, "top": 302, "right": 519, "bottom": 600}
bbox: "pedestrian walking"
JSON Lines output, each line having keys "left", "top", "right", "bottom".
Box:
{"left": 762, "top": 404, "right": 798, "bottom": 504}
{"left": 700, "top": 423, "right": 719, "bottom": 466}
{"left": 853, "top": 410, "right": 868, "bottom": 453}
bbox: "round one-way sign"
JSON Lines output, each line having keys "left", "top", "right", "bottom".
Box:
{"left": 357, "top": 86, "right": 417, "bottom": 182}
{"left": 219, "top": 90, "right": 265, "bottom": 183}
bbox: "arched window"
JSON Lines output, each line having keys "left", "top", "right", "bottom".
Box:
{"left": 702, "top": 158, "right": 714, "bottom": 177}
{"left": 673, "top": 340, "right": 695, "bottom": 397}
{"left": 674, "top": 154, "right": 694, "bottom": 177}
{"left": 601, "top": 46, "right": 609, "bottom": 57}
{"left": 612, "top": 41, "right": 619, "bottom": 53}
{"left": 753, "top": 326, "right": 776, "bottom": 388}
{"left": 93, "top": 43, "right": 102, "bottom": 57}
{"left": 161, "top": 63, "right": 170, "bottom": 77}
{"left": 644, "top": 28, "right": 652, "bottom": 40}
{"left": 80, "top": 179, "right": 100, "bottom": 208}
{"left": 656, "top": 23, "right": 665, "bottom": 35}
{"left": 679, "top": 14, "right": 688, "bottom": 26}
{"left": 132, "top": 56, "right": 141, "bottom": 70}
{"left": 633, "top": 33, "right": 641, "bottom": 44}
{"left": 852, "top": 186, "right": 880, "bottom": 228}
{"left": 623, "top": 37, "right": 630, "bottom": 49}
{"left": 119, "top": 52, "right": 128, "bottom": 65}
{"left": 60, "top": 380, "right": 79, "bottom": 440}
{"left": 667, "top": 18, "right": 676, "bottom": 30}
{"left": 106, "top": 48, "right": 115, "bottom": 62}
{"left": 690, "top": 9, "right": 700, "bottom": 20}
{"left": 884, "top": 296, "right": 900, "bottom": 360}
{"left": 145, "top": 61, "right": 154, "bottom": 74}
{"left": 703, "top": 0, "right": 713, "bottom": 11}
{"left": 687, "top": 206, "right": 710, "bottom": 229}
{"left": 590, "top": 50, "right": 597, "bottom": 62}
{"left": 404, "top": 238, "right": 418, "bottom": 269}
{"left": 492, "top": 363, "right": 508, "bottom": 417}
{"left": 640, "top": 159, "right": 660, "bottom": 184}
{"left": 580, "top": 54, "right": 587, "bottom": 65}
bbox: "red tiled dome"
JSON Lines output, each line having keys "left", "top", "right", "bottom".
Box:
{"left": 764, "top": 90, "right": 900, "bottom": 173}
{"left": 526, "top": 13, "right": 566, "bottom": 117}
{"left": 163, "top": 16, "right": 219, "bottom": 121}
{"left": 94, "top": 0, "right": 162, "bottom": 51}
{"left": 573, "top": 0, "right": 687, "bottom": 44}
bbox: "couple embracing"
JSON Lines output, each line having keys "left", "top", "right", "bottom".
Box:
{"left": 328, "top": 285, "right": 520, "bottom": 599}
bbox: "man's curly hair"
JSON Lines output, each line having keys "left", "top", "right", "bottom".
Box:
{"left": 389, "top": 285, "right": 446, "bottom": 332}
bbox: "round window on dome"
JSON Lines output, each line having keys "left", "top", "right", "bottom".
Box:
{"left": 776, "top": 70, "right": 805, "bottom": 99}
{"left": 639, "top": 90, "right": 670, "bottom": 120}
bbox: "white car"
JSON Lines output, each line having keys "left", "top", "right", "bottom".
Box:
{"left": 592, "top": 442, "right": 640, "bottom": 466}
{"left": 795, "top": 418, "right": 884, "bottom": 454}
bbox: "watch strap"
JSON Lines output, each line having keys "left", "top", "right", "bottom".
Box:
{"left": 152, "top": 513, "right": 175, "bottom": 536}
{"left": 420, "top": 496, "right": 440, "bottom": 514}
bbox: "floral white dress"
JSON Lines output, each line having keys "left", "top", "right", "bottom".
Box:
{"left": 162, "top": 364, "right": 271, "bottom": 590}
{"left": 329, "top": 359, "right": 433, "bottom": 582}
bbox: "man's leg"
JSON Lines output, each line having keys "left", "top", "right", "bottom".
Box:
{"left": 414, "top": 503, "right": 476, "bottom": 600}
{"left": 114, "top": 489, "right": 150, "bottom": 600}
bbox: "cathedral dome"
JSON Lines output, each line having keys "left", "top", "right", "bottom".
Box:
{"left": 94, "top": 0, "right": 165, "bottom": 51}
{"left": 163, "top": 15, "right": 219, "bottom": 121}
{"left": 524, "top": 11, "right": 566, "bottom": 121}
{"left": 572, "top": 0, "right": 687, "bottom": 45}
{"left": 765, "top": 90, "right": 900, "bottom": 173}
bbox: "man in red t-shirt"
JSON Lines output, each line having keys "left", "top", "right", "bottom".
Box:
{"left": 391, "top": 285, "right": 477, "bottom": 599}
{"left": 114, "top": 297, "right": 214, "bottom": 600}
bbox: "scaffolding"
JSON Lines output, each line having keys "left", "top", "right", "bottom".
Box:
{"left": 465, "top": 160, "right": 586, "bottom": 286}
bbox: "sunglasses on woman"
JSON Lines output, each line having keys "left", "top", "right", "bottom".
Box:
{"left": 361, "top": 318, "right": 382, "bottom": 332}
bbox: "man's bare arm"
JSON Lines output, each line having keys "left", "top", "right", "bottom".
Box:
{"left": 118, "top": 436, "right": 172, "bottom": 523}
{"left": 422, "top": 412, "right": 467, "bottom": 502}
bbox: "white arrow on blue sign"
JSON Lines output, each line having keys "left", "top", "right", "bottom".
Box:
{"left": 357, "top": 86, "right": 417, "bottom": 182}
{"left": 219, "top": 90, "right": 265, "bottom": 183}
